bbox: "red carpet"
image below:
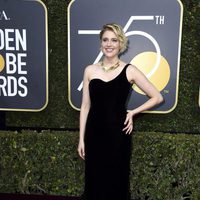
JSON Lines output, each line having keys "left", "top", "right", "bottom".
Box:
{"left": 0, "top": 193, "right": 81, "bottom": 200}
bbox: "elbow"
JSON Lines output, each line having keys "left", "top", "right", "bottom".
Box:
{"left": 156, "top": 94, "right": 164, "bottom": 105}
{"left": 81, "top": 102, "right": 90, "bottom": 111}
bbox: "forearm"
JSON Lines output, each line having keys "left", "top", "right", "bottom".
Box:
{"left": 79, "top": 104, "right": 90, "bottom": 142}
{"left": 130, "top": 95, "right": 163, "bottom": 115}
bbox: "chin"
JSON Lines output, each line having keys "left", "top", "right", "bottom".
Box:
{"left": 104, "top": 52, "right": 118, "bottom": 58}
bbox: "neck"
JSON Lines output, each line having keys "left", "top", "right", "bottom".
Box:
{"left": 102, "top": 57, "right": 119, "bottom": 65}
{"left": 101, "top": 57, "right": 120, "bottom": 72}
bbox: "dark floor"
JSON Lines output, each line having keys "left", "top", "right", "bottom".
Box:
{"left": 0, "top": 193, "right": 81, "bottom": 200}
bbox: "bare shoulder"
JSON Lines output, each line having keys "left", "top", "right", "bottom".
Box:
{"left": 85, "top": 64, "right": 99, "bottom": 72}
{"left": 126, "top": 64, "right": 139, "bottom": 77}
{"left": 126, "top": 64, "right": 144, "bottom": 83}
{"left": 83, "top": 64, "right": 99, "bottom": 81}
{"left": 127, "top": 64, "right": 145, "bottom": 75}
{"left": 127, "top": 64, "right": 137, "bottom": 72}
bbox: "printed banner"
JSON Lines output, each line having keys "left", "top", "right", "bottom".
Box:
{"left": 0, "top": 0, "right": 48, "bottom": 111}
{"left": 68, "top": 0, "right": 183, "bottom": 113}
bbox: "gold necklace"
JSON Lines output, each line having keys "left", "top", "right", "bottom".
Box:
{"left": 101, "top": 60, "right": 120, "bottom": 72}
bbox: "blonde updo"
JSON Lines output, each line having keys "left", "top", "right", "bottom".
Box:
{"left": 99, "top": 23, "right": 128, "bottom": 54}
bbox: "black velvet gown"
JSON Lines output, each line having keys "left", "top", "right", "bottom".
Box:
{"left": 84, "top": 64, "right": 132, "bottom": 200}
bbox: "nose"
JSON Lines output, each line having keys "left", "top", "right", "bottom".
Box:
{"left": 107, "top": 40, "right": 112, "bottom": 46}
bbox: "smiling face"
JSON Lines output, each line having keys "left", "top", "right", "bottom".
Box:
{"left": 101, "top": 30, "right": 121, "bottom": 58}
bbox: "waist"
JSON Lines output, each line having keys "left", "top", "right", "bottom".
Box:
{"left": 89, "top": 106, "right": 126, "bottom": 115}
{"left": 87, "top": 107, "right": 127, "bottom": 123}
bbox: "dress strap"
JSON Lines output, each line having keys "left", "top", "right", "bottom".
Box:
{"left": 121, "top": 64, "right": 131, "bottom": 82}
{"left": 124, "top": 63, "right": 131, "bottom": 69}
{"left": 122, "top": 63, "right": 131, "bottom": 73}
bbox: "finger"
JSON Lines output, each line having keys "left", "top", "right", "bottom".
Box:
{"left": 126, "top": 126, "right": 132, "bottom": 134}
{"left": 78, "top": 148, "right": 85, "bottom": 160}
{"left": 125, "top": 123, "right": 133, "bottom": 134}
{"left": 129, "top": 125, "right": 133, "bottom": 134}
{"left": 123, "top": 119, "right": 132, "bottom": 131}
{"left": 124, "top": 117, "right": 132, "bottom": 131}
{"left": 125, "top": 126, "right": 130, "bottom": 134}
{"left": 123, "top": 124, "right": 129, "bottom": 131}
{"left": 124, "top": 116, "right": 132, "bottom": 126}
{"left": 123, "top": 124, "right": 131, "bottom": 132}
{"left": 81, "top": 154, "right": 85, "bottom": 160}
{"left": 125, "top": 121, "right": 132, "bottom": 129}
{"left": 80, "top": 153, "right": 84, "bottom": 160}
{"left": 127, "top": 126, "right": 133, "bottom": 134}
{"left": 82, "top": 149, "right": 85, "bottom": 159}
{"left": 124, "top": 116, "right": 129, "bottom": 125}
{"left": 81, "top": 148, "right": 85, "bottom": 160}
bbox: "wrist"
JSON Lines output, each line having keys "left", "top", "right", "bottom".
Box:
{"left": 130, "top": 110, "right": 137, "bottom": 117}
{"left": 79, "top": 137, "right": 84, "bottom": 142}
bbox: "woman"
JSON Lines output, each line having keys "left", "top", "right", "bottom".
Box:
{"left": 78, "top": 23, "right": 163, "bottom": 200}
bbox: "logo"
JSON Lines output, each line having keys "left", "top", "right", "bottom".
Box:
{"left": 68, "top": 0, "right": 183, "bottom": 113}
{"left": 0, "top": 0, "right": 48, "bottom": 111}
{"left": 0, "top": 29, "right": 28, "bottom": 97}
{"left": 0, "top": 10, "right": 10, "bottom": 21}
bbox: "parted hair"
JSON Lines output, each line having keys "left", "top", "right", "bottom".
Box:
{"left": 99, "top": 23, "right": 128, "bottom": 53}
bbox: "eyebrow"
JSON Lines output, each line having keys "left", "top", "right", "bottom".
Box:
{"left": 102, "top": 37, "right": 118, "bottom": 39}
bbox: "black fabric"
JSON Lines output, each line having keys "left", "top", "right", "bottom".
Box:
{"left": 84, "top": 64, "right": 132, "bottom": 200}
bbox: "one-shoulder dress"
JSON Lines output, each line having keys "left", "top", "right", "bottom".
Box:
{"left": 84, "top": 64, "right": 132, "bottom": 200}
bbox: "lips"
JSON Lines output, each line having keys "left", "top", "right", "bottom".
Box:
{"left": 105, "top": 48, "right": 115, "bottom": 52}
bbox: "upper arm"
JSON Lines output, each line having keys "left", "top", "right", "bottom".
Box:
{"left": 127, "top": 65, "right": 162, "bottom": 98}
{"left": 81, "top": 66, "right": 91, "bottom": 108}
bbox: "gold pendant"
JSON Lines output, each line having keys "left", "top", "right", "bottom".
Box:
{"left": 101, "top": 60, "right": 120, "bottom": 72}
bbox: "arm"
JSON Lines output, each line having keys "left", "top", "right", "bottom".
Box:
{"left": 78, "top": 67, "right": 91, "bottom": 160}
{"left": 129, "top": 65, "right": 163, "bottom": 114}
{"left": 123, "top": 65, "right": 164, "bottom": 134}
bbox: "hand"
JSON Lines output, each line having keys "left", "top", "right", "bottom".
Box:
{"left": 77, "top": 140, "right": 85, "bottom": 160}
{"left": 123, "top": 111, "right": 134, "bottom": 134}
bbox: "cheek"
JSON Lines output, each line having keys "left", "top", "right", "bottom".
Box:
{"left": 114, "top": 41, "right": 120, "bottom": 47}
{"left": 101, "top": 41, "right": 106, "bottom": 47}
{"left": 115, "top": 43, "right": 121, "bottom": 51}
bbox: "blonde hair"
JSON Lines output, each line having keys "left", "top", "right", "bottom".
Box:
{"left": 99, "top": 23, "right": 128, "bottom": 53}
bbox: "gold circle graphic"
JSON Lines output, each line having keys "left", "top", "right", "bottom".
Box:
{"left": 130, "top": 51, "right": 170, "bottom": 95}
{"left": 0, "top": 54, "right": 5, "bottom": 72}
